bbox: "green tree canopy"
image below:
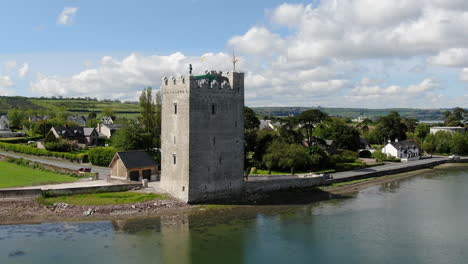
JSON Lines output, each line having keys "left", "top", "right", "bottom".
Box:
{"left": 314, "top": 117, "right": 361, "bottom": 151}
{"left": 111, "top": 120, "right": 148, "bottom": 151}
{"left": 297, "top": 109, "right": 329, "bottom": 145}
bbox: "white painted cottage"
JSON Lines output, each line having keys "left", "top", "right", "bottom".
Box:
{"left": 382, "top": 140, "right": 420, "bottom": 162}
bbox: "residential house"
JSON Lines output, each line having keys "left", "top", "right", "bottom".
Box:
{"left": 0, "top": 115, "right": 10, "bottom": 131}
{"left": 50, "top": 126, "right": 99, "bottom": 145}
{"left": 382, "top": 140, "right": 420, "bottom": 162}
{"left": 430, "top": 127, "right": 466, "bottom": 135}
{"left": 67, "top": 115, "right": 88, "bottom": 126}
{"left": 96, "top": 123, "right": 122, "bottom": 139}
{"left": 29, "top": 115, "right": 51, "bottom": 123}
{"left": 100, "top": 116, "right": 114, "bottom": 125}
{"left": 109, "top": 150, "right": 159, "bottom": 181}
{"left": 358, "top": 137, "right": 375, "bottom": 153}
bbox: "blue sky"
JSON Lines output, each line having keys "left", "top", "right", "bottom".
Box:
{"left": 1, "top": 0, "right": 468, "bottom": 108}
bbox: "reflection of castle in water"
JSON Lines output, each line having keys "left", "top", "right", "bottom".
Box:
{"left": 111, "top": 213, "right": 247, "bottom": 264}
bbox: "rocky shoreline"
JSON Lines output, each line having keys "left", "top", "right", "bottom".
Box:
{"left": 1, "top": 163, "right": 466, "bottom": 225}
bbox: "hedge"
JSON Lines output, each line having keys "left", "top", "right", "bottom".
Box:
{"left": 0, "top": 142, "right": 88, "bottom": 163}
{"left": 88, "top": 147, "right": 117, "bottom": 166}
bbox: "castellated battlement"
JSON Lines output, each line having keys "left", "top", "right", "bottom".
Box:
{"left": 161, "top": 70, "right": 244, "bottom": 94}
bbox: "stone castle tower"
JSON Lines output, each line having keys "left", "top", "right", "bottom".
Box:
{"left": 160, "top": 70, "right": 244, "bottom": 203}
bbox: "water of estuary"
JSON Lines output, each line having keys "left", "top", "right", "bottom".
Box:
{"left": 1, "top": 166, "right": 467, "bottom": 264}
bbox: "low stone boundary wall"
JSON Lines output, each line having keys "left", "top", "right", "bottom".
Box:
{"left": 0, "top": 182, "right": 142, "bottom": 199}
{"left": 245, "top": 177, "right": 324, "bottom": 193}
{"left": 0, "top": 188, "right": 42, "bottom": 198}
{"left": 329, "top": 160, "right": 448, "bottom": 184}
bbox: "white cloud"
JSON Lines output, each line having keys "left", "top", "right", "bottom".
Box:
{"left": 18, "top": 63, "right": 29, "bottom": 78}
{"left": 0, "top": 75, "right": 13, "bottom": 88}
{"left": 428, "top": 48, "right": 468, "bottom": 67}
{"left": 270, "top": 3, "right": 306, "bottom": 27}
{"left": 228, "top": 27, "right": 284, "bottom": 56}
{"left": 57, "top": 7, "right": 79, "bottom": 25}
{"left": 460, "top": 68, "right": 468, "bottom": 81}
{"left": 0, "top": 75, "right": 14, "bottom": 95}
{"left": 30, "top": 52, "right": 233, "bottom": 100}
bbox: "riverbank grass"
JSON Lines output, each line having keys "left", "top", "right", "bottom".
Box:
{"left": 38, "top": 192, "right": 168, "bottom": 206}
{"left": 0, "top": 161, "right": 78, "bottom": 188}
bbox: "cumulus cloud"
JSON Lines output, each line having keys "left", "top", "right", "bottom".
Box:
{"left": 228, "top": 27, "right": 284, "bottom": 56}
{"left": 30, "top": 52, "right": 234, "bottom": 100}
{"left": 3, "top": 60, "right": 17, "bottom": 72}
{"left": 57, "top": 7, "right": 79, "bottom": 25}
{"left": 27, "top": 0, "right": 468, "bottom": 108}
{"left": 18, "top": 63, "right": 29, "bottom": 78}
{"left": 428, "top": 49, "right": 468, "bottom": 67}
{"left": 0, "top": 75, "right": 13, "bottom": 88}
{"left": 460, "top": 68, "right": 468, "bottom": 81}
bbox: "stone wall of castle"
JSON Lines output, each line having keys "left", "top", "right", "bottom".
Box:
{"left": 160, "top": 71, "right": 244, "bottom": 203}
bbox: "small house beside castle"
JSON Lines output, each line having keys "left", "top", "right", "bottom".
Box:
{"left": 109, "top": 150, "right": 159, "bottom": 181}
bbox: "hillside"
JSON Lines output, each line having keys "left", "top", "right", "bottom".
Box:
{"left": 252, "top": 107, "right": 452, "bottom": 120}
{"left": 0, "top": 96, "right": 459, "bottom": 121}
{"left": 0, "top": 96, "right": 140, "bottom": 117}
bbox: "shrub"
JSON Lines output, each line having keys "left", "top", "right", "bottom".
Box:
{"left": 0, "top": 142, "right": 88, "bottom": 163}
{"left": 88, "top": 147, "right": 117, "bottom": 166}
{"left": 44, "top": 140, "right": 78, "bottom": 152}
{"left": 372, "top": 150, "right": 387, "bottom": 162}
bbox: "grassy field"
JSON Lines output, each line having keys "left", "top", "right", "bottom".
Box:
{"left": 38, "top": 192, "right": 168, "bottom": 206}
{"left": 0, "top": 161, "right": 78, "bottom": 188}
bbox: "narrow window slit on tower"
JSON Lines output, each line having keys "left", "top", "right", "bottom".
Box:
{"left": 211, "top": 104, "right": 216, "bottom": 114}
{"left": 173, "top": 154, "right": 177, "bottom": 164}
{"left": 174, "top": 103, "right": 177, "bottom": 114}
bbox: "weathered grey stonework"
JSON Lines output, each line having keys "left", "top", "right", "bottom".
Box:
{"left": 160, "top": 71, "right": 244, "bottom": 203}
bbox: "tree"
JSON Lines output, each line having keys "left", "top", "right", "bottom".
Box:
{"left": 356, "top": 118, "right": 372, "bottom": 134}
{"left": 314, "top": 117, "right": 361, "bottom": 151}
{"left": 278, "top": 116, "right": 302, "bottom": 144}
{"left": 102, "top": 107, "right": 116, "bottom": 120}
{"left": 263, "top": 139, "right": 311, "bottom": 174}
{"left": 402, "top": 118, "right": 418, "bottom": 133}
{"left": 88, "top": 147, "right": 117, "bottom": 166}
{"left": 88, "top": 112, "right": 97, "bottom": 120}
{"left": 444, "top": 107, "right": 465, "bottom": 127}
{"left": 244, "top": 107, "right": 260, "bottom": 131}
{"left": 297, "top": 109, "right": 328, "bottom": 145}
{"left": 138, "top": 87, "right": 161, "bottom": 148}
{"left": 111, "top": 120, "right": 147, "bottom": 151}
{"left": 414, "top": 123, "right": 430, "bottom": 140}
{"left": 374, "top": 111, "right": 407, "bottom": 143}
{"left": 34, "top": 120, "right": 53, "bottom": 138}
{"left": 8, "top": 109, "right": 25, "bottom": 130}
{"left": 244, "top": 107, "right": 260, "bottom": 156}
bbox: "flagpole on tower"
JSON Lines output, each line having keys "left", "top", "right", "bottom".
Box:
{"left": 230, "top": 52, "right": 239, "bottom": 72}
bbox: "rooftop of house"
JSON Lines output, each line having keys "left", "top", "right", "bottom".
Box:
{"left": 112, "top": 150, "right": 158, "bottom": 169}
{"left": 53, "top": 126, "right": 96, "bottom": 137}
{"left": 387, "top": 140, "right": 419, "bottom": 149}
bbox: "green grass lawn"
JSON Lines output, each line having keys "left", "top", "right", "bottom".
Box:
{"left": 0, "top": 161, "right": 77, "bottom": 188}
{"left": 0, "top": 161, "right": 78, "bottom": 188}
{"left": 38, "top": 192, "right": 168, "bottom": 206}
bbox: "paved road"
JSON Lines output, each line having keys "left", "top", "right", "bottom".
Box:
{"left": 0, "top": 150, "right": 111, "bottom": 177}
{"left": 248, "top": 156, "right": 453, "bottom": 182}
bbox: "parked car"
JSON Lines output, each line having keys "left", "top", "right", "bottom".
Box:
{"left": 323, "top": 173, "right": 333, "bottom": 180}
{"left": 78, "top": 167, "right": 92, "bottom": 173}
{"left": 449, "top": 155, "right": 460, "bottom": 160}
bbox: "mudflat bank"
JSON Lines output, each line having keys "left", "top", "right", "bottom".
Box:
{"left": 0, "top": 163, "right": 466, "bottom": 225}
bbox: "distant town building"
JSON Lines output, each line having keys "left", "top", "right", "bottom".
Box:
{"left": 0, "top": 115, "right": 10, "bottom": 131}
{"left": 67, "top": 115, "right": 88, "bottom": 126}
{"left": 29, "top": 115, "right": 51, "bottom": 123}
{"left": 100, "top": 116, "right": 114, "bottom": 125}
{"left": 109, "top": 150, "right": 159, "bottom": 181}
{"left": 430, "top": 127, "right": 466, "bottom": 135}
{"left": 96, "top": 123, "right": 122, "bottom": 138}
{"left": 50, "top": 126, "right": 99, "bottom": 145}
{"left": 382, "top": 140, "right": 420, "bottom": 162}
{"left": 259, "top": 120, "right": 281, "bottom": 130}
